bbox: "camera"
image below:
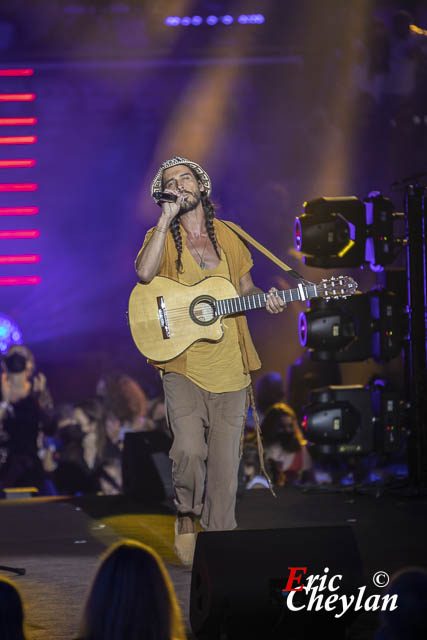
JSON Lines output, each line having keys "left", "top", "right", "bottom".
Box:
{"left": 2, "top": 352, "right": 28, "bottom": 374}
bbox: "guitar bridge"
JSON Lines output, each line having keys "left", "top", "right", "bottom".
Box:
{"left": 157, "top": 296, "right": 170, "bottom": 340}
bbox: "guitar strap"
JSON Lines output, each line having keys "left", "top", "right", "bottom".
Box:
{"left": 220, "top": 219, "right": 312, "bottom": 498}
{"left": 219, "top": 219, "right": 313, "bottom": 284}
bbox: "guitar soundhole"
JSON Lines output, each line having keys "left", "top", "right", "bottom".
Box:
{"left": 190, "top": 295, "right": 218, "bottom": 326}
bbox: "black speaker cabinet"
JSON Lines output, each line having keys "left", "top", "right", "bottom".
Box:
{"left": 190, "top": 526, "right": 364, "bottom": 639}
{"left": 122, "top": 431, "right": 173, "bottom": 502}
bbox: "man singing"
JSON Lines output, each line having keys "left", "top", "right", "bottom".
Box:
{"left": 135, "top": 156, "right": 285, "bottom": 565}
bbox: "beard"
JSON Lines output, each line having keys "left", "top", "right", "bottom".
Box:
{"left": 178, "top": 190, "right": 202, "bottom": 215}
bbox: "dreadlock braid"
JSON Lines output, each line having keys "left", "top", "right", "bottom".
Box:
{"left": 201, "top": 190, "right": 221, "bottom": 261}
{"left": 167, "top": 165, "right": 220, "bottom": 273}
{"left": 170, "top": 215, "right": 184, "bottom": 273}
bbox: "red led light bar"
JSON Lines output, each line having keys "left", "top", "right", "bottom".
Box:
{"left": 0, "top": 254, "right": 40, "bottom": 264}
{"left": 0, "top": 276, "right": 41, "bottom": 286}
{"left": 0, "top": 230, "right": 40, "bottom": 239}
{"left": 0, "top": 69, "right": 34, "bottom": 77}
{"left": 0, "top": 159, "right": 36, "bottom": 168}
{"left": 0, "top": 207, "right": 38, "bottom": 216}
{"left": 0, "top": 94, "right": 36, "bottom": 102}
{"left": 0, "top": 117, "right": 37, "bottom": 126}
{"left": 0, "top": 183, "right": 38, "bottom": 192}
{"left": 0, "top": 136, "right": 37, "bottom": 144}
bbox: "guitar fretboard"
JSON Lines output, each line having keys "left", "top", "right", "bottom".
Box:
{"left": 215, "top": 283, "right": 318, "bottom": 315}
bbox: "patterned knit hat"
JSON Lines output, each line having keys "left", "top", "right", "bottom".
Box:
{"left": 150, "top": 156, "right": 212, "bottom": 204}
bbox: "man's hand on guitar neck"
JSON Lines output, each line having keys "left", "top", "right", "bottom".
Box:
{"left": 265, "top": 287, "right": 286, "bottom": 314}
{"left": 239, "top": 273, "right": 286, "bottom": 314}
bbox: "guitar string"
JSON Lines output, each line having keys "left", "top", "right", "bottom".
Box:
{"left": 150, "top": 283, "right": 352, "bottom": 317}
{"left": 155, "top": 293, "right": 346, "bottom": 320}
{"left": 158, "top": 289, "right": 307, "bottom": 317}
{"left": 145, "top": 282, "right": 352, "bottom": 317}
{"left": 163, "top": 290, "right": 344, "bottom": 313}
{"left": 155, "top": 300, "right": 267, "bottom": 316}
{"left": 164, "top": 299, "right": 344, "bottom": 319}
{"left": 163, "top": 295, "right": 325, "bottom": 318}
{"left": 160, "top": 297, "right": 272, "bottom": 316}
{"left": 158, "top": 301, "right": 281, "bottom": 320}
{"left": 155, "top": 290, "right": 299, "bottom": 314}
{"left": 142, "top": 284, "right": 352, "bottom": 325}
{"left": 155, "top": 290, "right": 312, "bottom": 315}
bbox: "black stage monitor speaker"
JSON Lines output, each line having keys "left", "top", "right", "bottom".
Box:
{"left": 122, "top": 431, "right": 173, "bottom": 502}
{"left": 190, "top": 526, "right": 364, "bottom": 640}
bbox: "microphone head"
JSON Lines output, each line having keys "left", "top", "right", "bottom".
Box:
{"left": 153, "top": 191, "right": 178, "bottom": 205}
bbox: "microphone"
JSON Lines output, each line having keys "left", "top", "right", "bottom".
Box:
{"left": 153, "top": 191, "right": 178, "bottom": 206}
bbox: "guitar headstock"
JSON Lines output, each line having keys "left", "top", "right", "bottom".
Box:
{"left": 316, "top": 276, "right": 358, "bottom": 300}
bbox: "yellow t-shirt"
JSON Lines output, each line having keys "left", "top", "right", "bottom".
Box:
{"left": 165, "top": 244, "right": 250, "bottom": 393}
{"left": 136, "top": 218, "right": 261, "bottom": 380}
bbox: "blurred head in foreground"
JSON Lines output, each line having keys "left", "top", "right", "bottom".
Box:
{"left": 78, "top": 539, "right": 186, "bottom": 640}
{"left": 0, "top": 577, "right": 27, "bottom": 640}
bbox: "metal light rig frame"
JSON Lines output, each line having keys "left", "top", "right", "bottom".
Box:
{"left": 294, "top": 182, "right": 427, "bottom": 482}
{"left": 404, "top": 182, "right": 427, "bottom": 485}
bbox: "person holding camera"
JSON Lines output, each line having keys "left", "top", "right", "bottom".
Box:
{"left": 0, "top": 345, "right": 53, "bottom": 496}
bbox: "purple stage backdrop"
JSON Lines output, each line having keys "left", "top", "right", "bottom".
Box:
{"left": 0, "top": 1, "right": 424, "bottom": 400}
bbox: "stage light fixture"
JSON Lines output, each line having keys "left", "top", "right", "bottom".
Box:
{"left": 302, "top": 383, "right": 402, "bottom": 455}
{"left": 0, "top": 207, "right": 38, "bottom": 215}
{"left": 295, "top": 194, "right": 398, "bottom": 269}
{"left": 298, "top": 301, "right": 358, "bottom": 353}
{"left": 164, "top": 16, "right": 180, "bottom": 26}
{"left": 0, "top": 183, "right": 38, "bottom": 192}
{"left": 247, "top": 14, "right": 265, "bottom": 24}
{"left": 0, "top": 94, "right": 36, "bottom": 101}
{"left": 299, "top": 288, "right": 403, "bottom": 363}
{"left": 364, "top": 193, "right": 397, "bottom": 269}
{"left": 0, "top": 136, "right": 37, "bottom": 144}
{"left": 0, "top": 230, "right": 40, "bottom": 239}
{"left": 0, "top": 118, "right": 37, "bottom": 125}
{"left": 0, "top": 160, "right": 36, "bottom": 168}
{"left": 0, "top": 69, "right": 34, "bottom": 77}
{"left": 0, "top": 314, "right": 23, "bottom": 353}
{"left": 295, "top": 197, "right": 366, "bottom": 268}
{"left": 0, "top": 254, "right": 40, "bottom": 264}
{"left": 165, "top": 14, "right": 265, "bottom": 27}
{"left": 0, "top": 276, "right": 41, "bottom": 286}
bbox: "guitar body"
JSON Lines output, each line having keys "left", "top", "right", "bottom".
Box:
{"left": 128, "top": 273, "right": 358, "bottom": 362}
{"left": 128, "top": 276, "right": 239, "bottom": 362}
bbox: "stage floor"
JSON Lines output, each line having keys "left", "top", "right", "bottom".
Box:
{"left": 0, "top": 485, "right": 426, "bottom": 639}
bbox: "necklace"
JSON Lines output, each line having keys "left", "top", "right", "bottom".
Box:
{"left": 187, "top": 235, "right": 209, "bottom": 270}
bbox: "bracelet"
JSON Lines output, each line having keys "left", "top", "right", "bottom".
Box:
{"left": 155, "top": 226, "right": 168, "bottom": 234}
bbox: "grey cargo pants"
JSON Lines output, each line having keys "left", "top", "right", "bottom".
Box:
{"left": 163, "top": 372, "right": 248, "bottom": 531}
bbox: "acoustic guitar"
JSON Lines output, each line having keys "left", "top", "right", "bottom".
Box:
{"left": 128, "top": 275, "right": 358, "bottom": 362}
